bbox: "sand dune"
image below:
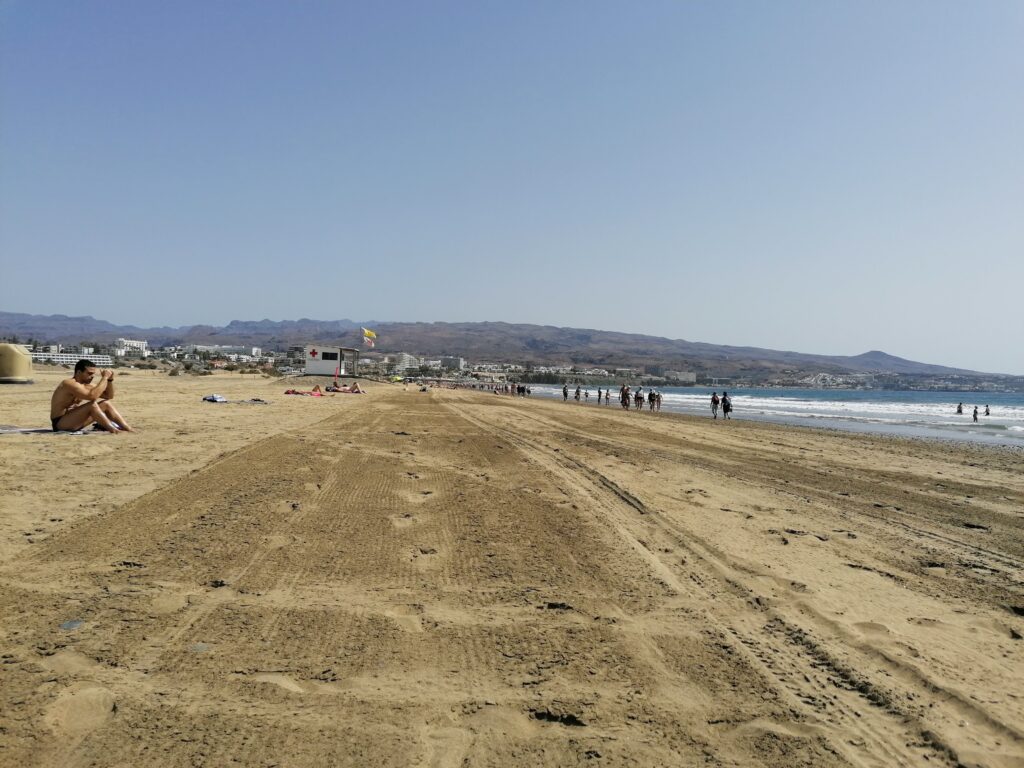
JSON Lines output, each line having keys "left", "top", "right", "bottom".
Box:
{"left": 1, "top": 371, "right": 1022, "bottom": 766}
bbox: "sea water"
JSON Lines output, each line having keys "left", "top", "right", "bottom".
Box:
{"left": 529, "top": 385, "right": 1024, "bottom": 447}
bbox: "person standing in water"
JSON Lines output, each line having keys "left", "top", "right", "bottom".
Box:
{"left": 711, "top": 392, "right": 720, "bottom": 419}
{"left": 985, "top": 405, "right": 990, "bottom": 416}
{"left": 721, "top": 392, "right": 732, "bottom": 419}
{"left": 956, "top": 402, "right": 963, "bottom": 415}
{"left": 973, "top": 406, "right": 979, "bottom": 423}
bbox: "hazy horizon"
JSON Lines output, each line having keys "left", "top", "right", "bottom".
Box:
{"left": 2, "top": 2, "right": 1021, "bottom": 373}
{"left": 4, "top": 309, "right": 1019, "bottom": 375}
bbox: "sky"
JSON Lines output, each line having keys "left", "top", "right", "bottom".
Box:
{"left": 1, "top": 2, "right": 1022, "bottom": 374}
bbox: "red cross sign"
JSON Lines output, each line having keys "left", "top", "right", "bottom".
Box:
{"left": 309, "top": 349, "right": 318, "bottom": 358}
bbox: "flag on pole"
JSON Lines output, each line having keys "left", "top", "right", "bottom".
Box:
{"left": 362, "top": 327, "right": 377, "bottom": 348}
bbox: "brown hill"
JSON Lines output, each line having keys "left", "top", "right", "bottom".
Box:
{"left": 0, "top": 312, "right": 991, "bottom": 378}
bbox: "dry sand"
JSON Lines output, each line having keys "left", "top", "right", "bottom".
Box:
{"left": 1, "top": 370, "right": 1022, "bottom": 767}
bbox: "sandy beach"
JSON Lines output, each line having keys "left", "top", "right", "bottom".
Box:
{"left": 1, "top": 370, "right": 1022, "bottom": 767}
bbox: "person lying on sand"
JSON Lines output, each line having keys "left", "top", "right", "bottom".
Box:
{"left": 50, "top": 359, "right": 133, "bottom": 433}
{"left": 326, "top": 383, "right": 363, "bottom": 393}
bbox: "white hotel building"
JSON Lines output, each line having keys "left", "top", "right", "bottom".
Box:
{"left": 30, "top": 350, "right": 114, "bottom": 367}
{"left": 115, "top": 338, "right": 150, "bottom": 357}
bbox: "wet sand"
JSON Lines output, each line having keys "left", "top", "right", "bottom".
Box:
{"left": 1, "top": 371, "right": 1022, "bottom": 767}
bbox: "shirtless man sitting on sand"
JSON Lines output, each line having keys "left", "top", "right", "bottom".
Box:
{"left": 50, "top": 359, "right": 133, "bottom": 433}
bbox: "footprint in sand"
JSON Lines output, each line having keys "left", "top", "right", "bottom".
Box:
{"left": 41, "top": 650, "right": 100, "bottom": 676}
{"left": 251, "top": 673, "right": 307, "bottom": 694}
{"left": 391, "top": 513, "right": 417, "bottom": 528}
{"left": 44, "top": 684, "right": 116, "bottom": 737}
{"left": 411, "top": 546, "right": 442, "bottom": 567}
{"left": 853, "top": 621, "right": 890, "bottom": 636}
{"left": 150, "top": 591, "right": 191, "bottom": 615}
{"left": 401, "top": 489, "right": 436, "bottom": 505}
{"left": 386, "top": 604, "right": 425, "bottom": 632}
{"left": 420, "top": 723, "right": 473, "bottom": 768}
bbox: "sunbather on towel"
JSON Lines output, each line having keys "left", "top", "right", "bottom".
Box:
{"left": 326, "top": 383, "right": 363, "bottom": 393}
{"left": 50, "top": 359, "right": 133, "bottom": 433}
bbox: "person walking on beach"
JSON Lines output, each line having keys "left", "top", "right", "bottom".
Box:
{"left": 721, "top": 392, "right": 732, "bottom": 420}
{"left": 574, "top": 385, "right": 581, "bottom": 402}
{"left": 563, "top": 384, "right": 569, "bottom": 402}
{"left": 973, "top": 406, "right": 978, "bottom": 423}
{"left": 50, "top": 359, "right": 133, "bottom": 433}
{"left": 584, "top": 389, "right": 590, "bottom": 402}
{"left": 711, "top": 392, "right": 720, "bottom": 419}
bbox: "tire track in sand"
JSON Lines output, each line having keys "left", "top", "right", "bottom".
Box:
{"left": 452, "top": 401, "right": 1024, "bottom": 768}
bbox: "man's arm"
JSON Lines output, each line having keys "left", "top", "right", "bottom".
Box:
{"left": 66, "top": 372, "right": 112, "bottom": 402}
{"left": 103, "top": 372, "right": 115, "bottom": 400}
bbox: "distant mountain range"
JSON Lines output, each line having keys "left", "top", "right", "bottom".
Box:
{"left": 0, "top": 311, "right": 996, "bottom": 379}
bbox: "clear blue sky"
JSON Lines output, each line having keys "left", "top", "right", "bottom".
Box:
{"left": 2, "top": 1, "right": 1022, "bottom": 373}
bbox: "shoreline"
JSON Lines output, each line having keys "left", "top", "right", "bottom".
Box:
{"left": 525, "top": 384, "right": 1024, "bottom": 448}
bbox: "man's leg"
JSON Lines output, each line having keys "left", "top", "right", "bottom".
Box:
{"left": 56, "top": 402, "right": 116, "bottom": 432}
{"left": 99, "top": 401, "right": 133, "bottom": 431}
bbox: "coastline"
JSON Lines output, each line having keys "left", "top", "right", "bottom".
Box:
{"left": 527, "top": 384, "right": 1024, "bottom": 448}
{"left": 1, "top": 374, "right": 1022, "bottom": 766}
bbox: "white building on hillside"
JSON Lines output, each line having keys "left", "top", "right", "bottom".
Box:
{"left": 115, "top": 338, "right": 149, "bottom": 358}
{"left": 664, "top": 371, "right": 697, "bottom": 384}
{"left": 391, "top": 353, "right": 421, "bottom": 373}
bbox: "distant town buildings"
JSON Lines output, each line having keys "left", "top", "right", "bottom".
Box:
{"left": 30, "top": 350, "right": 114, "bottom": 367}
{"left": 115, "top": 338, "right": 149, "bottom": 358}
{"left": 664, "top": 370, "right": 697, "bottom": 384}
{"left": 8, "top": 332, "right": 1019, "bottom": 391}
{"left": 391, "top": 353, "right": 422, "bottom": 373}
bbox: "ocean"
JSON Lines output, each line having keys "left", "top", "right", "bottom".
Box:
{"left": 528, "top": 385, "right": 1024, "bottom": 448}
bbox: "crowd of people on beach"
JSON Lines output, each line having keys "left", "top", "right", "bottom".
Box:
{"left": 285, "top": 383, "right": 364, "bottom": 396}
{"left": 556, "top": 382, "right": 735, "bottom": 420}
{"left": 552, "top": 382, "right": 740, "bottom": 420}
{"left": 48, "top": 357, "right": 744, "bottom": 434}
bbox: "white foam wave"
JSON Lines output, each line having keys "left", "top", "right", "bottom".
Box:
{"left": 530, "top": 385, "right": 1024, "bottom": 445}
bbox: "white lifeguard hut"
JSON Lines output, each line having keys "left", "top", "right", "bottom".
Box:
{"left": 304, "top": 345, "right": 359, "bottom": 377}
